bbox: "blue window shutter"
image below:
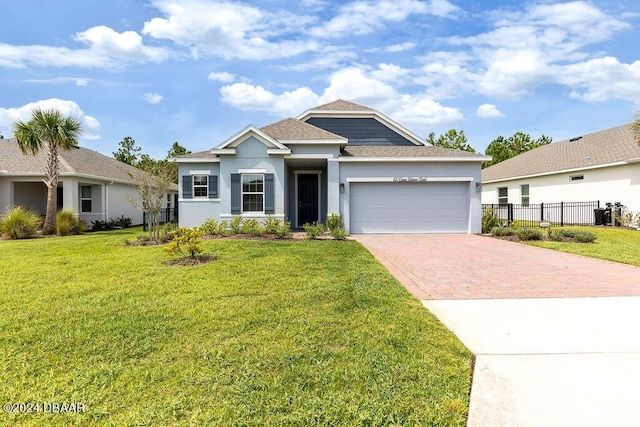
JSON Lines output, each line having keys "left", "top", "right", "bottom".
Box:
{"left": 208, "top": 175, "right": 218, "bottom": 198}
{"left": 182, "top": 175, "right": 192, "bottom": 199}
{"left": 264, "top": 173, "right": 275, "bottom": 214}
{"left": 231, "top": 174, "right": 241, "bottom": 214}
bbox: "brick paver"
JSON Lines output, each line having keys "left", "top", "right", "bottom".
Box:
{"left": 354, "top": 234, "right": 640, "bottom": 300}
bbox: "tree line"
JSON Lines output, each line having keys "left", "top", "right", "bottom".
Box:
{"left": 113, "top": 136, "right": 191, "bottom": 183}
{"left": 427, "top": 129, "right": 552, "bottom": 168}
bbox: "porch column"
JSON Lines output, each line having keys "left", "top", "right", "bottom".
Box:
{"left": 327, "top": 158, "right": 340, "bottom": 216}
{"left": 62, "top": 178, "right": 79, "bottom": 214}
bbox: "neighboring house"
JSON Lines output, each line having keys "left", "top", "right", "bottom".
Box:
{"left": 0, "top": 139, "right": 178, "bottom": 225}
{"left": 174, "top": 100, "right": 490, "bottom": 233}
{"left": 482, "top": 124, "right": 640, "bottom": 212}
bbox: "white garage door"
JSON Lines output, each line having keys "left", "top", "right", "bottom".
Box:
{"left": 350, "top": 182, "right": 469, "bottom": 233}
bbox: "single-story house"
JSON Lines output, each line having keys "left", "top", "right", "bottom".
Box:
{"left": 174, "top": 99, "right": 490, "bottom": 233}
{"left": 481, "top": 124, "right": 640, "bottom": 212}
{"left": 0, "top": 138, "right": 178, "bottom": 225}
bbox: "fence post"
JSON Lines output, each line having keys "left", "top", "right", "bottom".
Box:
{"left": 143, "top": 212, "right": 147, "bottom": 231}
{"left": 540, "top": 202, "right": 544, "bottom": 222}
{"left": 508, "top": 203, "right": 514, "bottom": 225}
{"left": 560, "top": 201, "right": 564, "bottom": 227}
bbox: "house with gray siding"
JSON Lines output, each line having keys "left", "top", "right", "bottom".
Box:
{"left": 175, "top": 100, "right": 490, "bottom": 233}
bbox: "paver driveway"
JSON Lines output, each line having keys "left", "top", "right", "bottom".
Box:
{"left": 354, "top": 234, "right": 640, "bottom": 299}
{"left": 355, "top": 234, "right": 640, "bottom": 426}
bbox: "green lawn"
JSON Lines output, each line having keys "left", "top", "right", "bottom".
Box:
{"left": 0, "top": 228, "right": 471, "bottom": 426}
{"left": 526, "top": 226, "right": 640, "bottom": 267}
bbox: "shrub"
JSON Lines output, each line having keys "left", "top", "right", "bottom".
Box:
{"left": 0, "top": 207, "right": 41, "bottom": 239}
{"left": 263, "top": 216, "right": 282, "bottom": 235}
{"left": 56, "top": 209, "right": 86, "bottom": 236}
{"left": 241, "top": 218, "right": 264, "bottom": 236}
{"left": 490, "top": 226, "right": 515, "bottom": 237}
{"left": 164, "top": 227, "right": 203, "bottom": 259}
{"left": 516, "top": 228, "right": 543, "bottom": 241}
{"left": 159, "top": 223, "right": 178, "bottom": 243}
{"left": 482, "top": 207, "right": 499, "bottom": 233}
{"left": 274, "top": 221, "right": 292, "bottom": 239}
{"left": 330, "top": 226, "right": 348, "bottom": 240}
{"left": 200, "top": 218, "right": 228, "bottom": 236}
{"left": 509, "top": 219, "right": 523, "bottom": 230}
{"left": 229, "top": 216, "right": 243, "bottom": 234}
{"left": 326, "top": 213, "right": 343, "bottom": 232}
{"left": 303, "top": 222, "right": 326, "bottom": 240}
{"left": 114, "top": 215, "right": 132, "bottom": 228}
{"left": 554, "top": 228, "right": 597, "bottom": 243}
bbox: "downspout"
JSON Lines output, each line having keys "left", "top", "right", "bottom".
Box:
{"left": 105, "top": 181, "right": 113, "bottom": 221}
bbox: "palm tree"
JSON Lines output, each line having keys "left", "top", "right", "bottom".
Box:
{"left": 13, "top": 108, "right": 82, "bottom": 235}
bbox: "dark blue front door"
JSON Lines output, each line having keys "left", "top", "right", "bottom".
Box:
{"left": 298, "top": 174, "right": 318, "bottom": 226}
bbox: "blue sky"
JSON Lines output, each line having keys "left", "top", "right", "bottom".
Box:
{"left": 1, "top": 0, "right": 639, "bottom": 159}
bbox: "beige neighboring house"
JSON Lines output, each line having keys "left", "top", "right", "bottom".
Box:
{"left": 481, "top": 124, "right": 640, "bottom": 212}
{"left": 0, "top": 138, "right": 177, "bottom": 225}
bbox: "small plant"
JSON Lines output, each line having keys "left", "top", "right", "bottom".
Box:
{"left": 303, "top": 222, "right": 326, "bottom": 240}
{"left": 0, "top": 207, "right": 41, "bottom": 239}
{"left": 516, "top": 228, "right": 543, "bottom": 241}
{"left": 159, "top": 222, "right": 178, "bottom": 242}
{"left": 482, "top": 207, "right": 499, "bottom": 233}
{"left": 553, "top": 228, "right": 597, "bottom": 243}
{"left": 330, "top": 226, "right": 348, "bottom": 240}
{"left": 229, "top": 216, "right": 243, "bottom": 234}
{"left": 200, "top": 218, "right": 228, "bottom": 236}
{"left": 114, "top": 215, "right": 132, "bottom": 228}
{"left": 56, "top": 209, "right": 86, "bottom": 236}
{"left": 490, "top": 226, "right": 515, "bottom": 237}
{"left": 274, "top": 221, "right": 292, "bottom": 239}
{"left": 509, "top": 219, "right": 522, "bottom": 230}
{"left": 616, "top": 208, "right": 639, "bottom": 228}
{"left": 263, "top": 216, "right": 282, "bottom": 235}
{"left": 164, "top": 227, "right": 203, "bottom": 259}
{"left": 241, "top": 218, "right": 264, "bottom": 236}
{"left": 326, "top": 213, "right": 343, "bottom": 232}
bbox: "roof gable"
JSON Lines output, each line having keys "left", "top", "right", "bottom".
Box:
{"left": 213, "top": 125, "right": 291, "bottom": 154}
{"left": 297, "top": 99, "right": 428, "bottom": 146}
{"left": 482, "top": 124, "right": 640, "bottom": 182}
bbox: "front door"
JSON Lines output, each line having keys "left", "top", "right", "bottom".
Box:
{"left": 297, "top": 174, "right": 318, "bottom": 226}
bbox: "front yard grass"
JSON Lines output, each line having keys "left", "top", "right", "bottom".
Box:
{"left": 525, "top": 226, "right": 640, "bottom": 267}
{"left": 0, "top": 228, "right": 471, "bottom": 426}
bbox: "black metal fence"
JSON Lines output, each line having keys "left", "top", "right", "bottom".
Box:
{"left": 483, "top": 201, "right": 601, "bottom": 227}
{"left": 143, "top": 207, "right": 178, "bottom": 231}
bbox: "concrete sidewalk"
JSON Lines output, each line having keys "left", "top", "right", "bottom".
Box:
{"left": 424, "top": 297, "right": 640, "bottom": 427}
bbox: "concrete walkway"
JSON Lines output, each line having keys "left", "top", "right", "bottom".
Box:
{"left": 354, "top": 234, "right": 640, "bottom": 427}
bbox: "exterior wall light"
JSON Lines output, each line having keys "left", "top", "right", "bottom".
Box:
{"left": 340, "top": 183, "right": 345, "bottom": 193}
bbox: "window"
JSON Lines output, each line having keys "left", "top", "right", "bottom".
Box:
{"left": 166, "top": 194, "right": 171, "bottom": 208}
{"left": 242, "top": 174, "right": 264, "bottom": 212}
{"left": 81, "top": 186, "right": 92, "bottom": 212}
{"left": 193, "top": 175, "right": 208, "bottom": 197}
{"left": 498, "top": 187, "right": 508, "bottom": 205}
{"left": 570, "top": 175, "right": 584, "bottom": 181}
{"left": 521, "top": 184, "right": 530, "bottom": 206}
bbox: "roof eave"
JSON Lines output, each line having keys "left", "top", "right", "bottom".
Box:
{"left": 482, "top": 160, "right": 630, "bottom": 183}
{"left": 339, "top": 156, "right": 490, "bottom": 162}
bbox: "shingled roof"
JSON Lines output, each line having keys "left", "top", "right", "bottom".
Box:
{"left": 260, "top": 118, "right": 345, "bottom": 141}
{"left": 0, "top": 139, "right": 151, "bottom": 184}
{"left": 482, "top": 124, "right": 640, "bottom": 182}
{"left": 310, "top": 99, "right": 374, "bottom": 111}
{"left": 342, "top": 145, "right": 489, "bottom": 159}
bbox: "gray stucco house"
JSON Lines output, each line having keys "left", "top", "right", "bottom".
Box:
{"left": 175, "top": 100, "right": 490, "bottom": 233}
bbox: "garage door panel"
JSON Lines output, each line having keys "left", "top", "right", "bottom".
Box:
{"left": 350, "top": 182, "right": 469, "bottom": 233}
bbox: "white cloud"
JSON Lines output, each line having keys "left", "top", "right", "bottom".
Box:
{"left": 0, "top": 26, "right": 169, "bottom": 69}
{"left": 558, "top": 57, "right": 640, "bottom": 103}
{"left": 0, "top": 98, "right": 100, "bottom": 140}
{"left": 208, "top": 72, "right": 236, "bottom": 83}
{"left": 310, "top": 0, "right": 458, "bottom": 38}
{"left": 143, "top": 0, "right": 318, "bottom": 60}
{"left": 23, "top": 77, "right": 91, "bottom": 86}
{"left": 384, "top": 42, "right": 416, "bottom": 52}
{"left": 143, "top": 93, "right": 163, "bottom": 104}
{"left": 476, "top": 104, "right": 503, "bottom": 118}
{"left": 220, "top": 66, "right": 463, "bottom": 128}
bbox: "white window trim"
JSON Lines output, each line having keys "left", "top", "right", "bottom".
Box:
{"left": 294, "top": 170, "right": 322, "bottom": 228}
{"left": 497, "top": 187, "right": 508, "bottom": 205}
{"left": 81, "top": 185, "right": 92, "bottom": 213}
{"left": 520, "top": 184, "right": 530, "bottom": 206}
{"left": 193, "top": 175, "right": 208, "bottom": 198}
{"left": 242, "top": 173, "right": 265, "bottom": 214}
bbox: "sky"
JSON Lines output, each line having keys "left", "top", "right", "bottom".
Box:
{"left": 1, "top": 0, "right": 639, "bottom": 159}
